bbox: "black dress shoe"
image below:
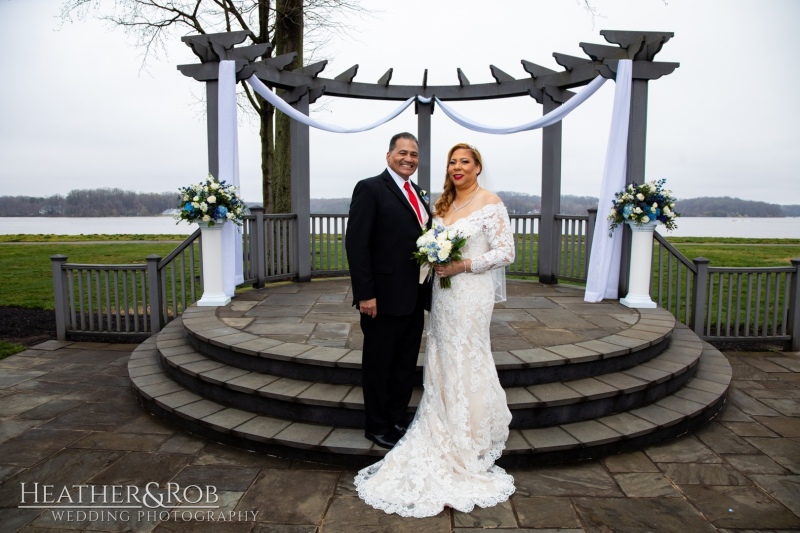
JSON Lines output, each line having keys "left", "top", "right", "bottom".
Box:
{"left": 365, "top": 430, "right": 399, "bottom": 450}
{"left": 393, "top": 423, "right": 408, "bottom": 436}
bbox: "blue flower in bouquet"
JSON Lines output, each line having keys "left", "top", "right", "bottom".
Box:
{"left": 608, "top": 178, "right": 679, "bottom": 236}
{"left": 412, "top": 224, "right": 467, "bottom": 289}
{"left": 174, "top": 175, "right": 246, "bottom": 227}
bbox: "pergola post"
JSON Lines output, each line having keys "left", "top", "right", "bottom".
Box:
{"left": 291, "top": 92, "right": 312, "bottom": 282}
{"left": 206, "top": 81, "right": 220, "bottom": 179}
{"left": 538, "top": 93, "right": 563, "bottom": 284}
{"left": 416, "top": 100, "right": 433, "bottom": 193}
{"left": 619, "top": 78, "right": 650, "bottom": 296}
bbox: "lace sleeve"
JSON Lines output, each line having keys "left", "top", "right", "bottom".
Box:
{"left": 470, "top": 203, "right": 515, "bottom": 274}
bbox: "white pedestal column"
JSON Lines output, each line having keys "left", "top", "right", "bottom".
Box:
{"left": 620, "top": 219, "right": 659, "bottom": 309}
{"left": 197, "top": 221, "right": 231, "bottom": 307}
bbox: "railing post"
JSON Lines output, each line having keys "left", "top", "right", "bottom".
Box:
{"left": 51, "top": 255, "right": 69, "bottom": 341}
{"left": 586, "top": 208, "right": 597, "bottom": 275}
{"left": 691, "top": 257, "right": 710, "bottom": 337}
{"left": 789, "top": 258, "right": 800, "bottom": 352}
{"left": 250, "top": 207, "right": 266, "bottom": 288}
{"left": 146, "top": 255, "right": 162, "bottom": 335}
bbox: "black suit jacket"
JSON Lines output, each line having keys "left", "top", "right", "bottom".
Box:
{"left": 346, "top": 170, "right": 433, "bottom": 316}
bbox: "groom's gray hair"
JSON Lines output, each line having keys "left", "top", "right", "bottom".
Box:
{"left": 388, "top": 132, "right": 419, "bottom": 152}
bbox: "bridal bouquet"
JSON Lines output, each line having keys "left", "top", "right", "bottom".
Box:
{"left": 413, "top": 224, "right": 467, "bottom": 289}
{"left": 608, "top": 178, "right": 679, "bottom": 236}
{"left": 175, "top": 175, "right": 246, "bottom": 227}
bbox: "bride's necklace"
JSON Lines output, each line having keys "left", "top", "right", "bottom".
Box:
{"left": 453, "top": 186, "right": 480, "bottom": 212}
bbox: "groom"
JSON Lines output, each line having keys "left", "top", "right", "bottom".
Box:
{"left": 346, "top": 132, "right": 432, "bottom": 449}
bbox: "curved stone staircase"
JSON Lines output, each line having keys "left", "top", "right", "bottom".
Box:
{"left": 127, "top": 279, "right": 731, "bottom": 468}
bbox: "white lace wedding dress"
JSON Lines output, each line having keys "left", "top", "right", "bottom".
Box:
{"left": 354, "top": 202, "right": 516, "bottom": 518}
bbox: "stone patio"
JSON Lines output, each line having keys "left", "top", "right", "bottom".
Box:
{"left": 0, "top": 338, "right": 798, "bottom": 531}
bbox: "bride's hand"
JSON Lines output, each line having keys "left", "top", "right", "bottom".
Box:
{"left": 434, "top": 260, "right": 469, "bottom": 278}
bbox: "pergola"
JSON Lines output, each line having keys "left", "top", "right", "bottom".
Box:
{"left": 177, "top": 30, "right": 678, "bottom": 292}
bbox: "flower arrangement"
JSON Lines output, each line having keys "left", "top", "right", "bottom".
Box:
{"left": 413, "top": 224, "right": 467, "bottom": 288}
{"left": 608, "top": 178, "right": 679, "bottom": 236}
{"left": 175, "top": 175, "right": 246, "bottom": 227}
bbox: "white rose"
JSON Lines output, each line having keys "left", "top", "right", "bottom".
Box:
{"left": 416, "top": 236, "right": 427, "bottom": 247}
{"left": 202, "top": 214, "right": 211, "bottom": 222}
{"left": 636, "top": 193, "right": 645, "bottom": 201}
{"left": 427, "top": 253, "right": 437, "bottom": 263}
{"left": 191, "top": 202, "right": 200, "bottom": 209}
{"left": 663, "top": 206, "right": 671, "bottom": 215}
{"left": 200, "top": 202, "right": 208, "bottom": 212}
{"left": 207, "top": 195, "right": 217, "bottom": 204}
{"left": 440, "top": 240, "right": 453, "bottom": 254}
{"left": 193, "top": 195, "right": 200, "bottom": 202}
{"left": 227, "top": 212, "right": 234, "bottom": 219}
{"left": 211, "top": 182, "right": 220, "bottom": 190}
{"left": 183, "top": 194, "right": 189, "bottom": 201}
{"left": 437, "top": 249, "right": 449, "bottom": 261}
{"left": 609, "top": 208, "right": 616, "bottom": 216}
{"left": 633, "top": 207, "right": 643, "bottom": 214}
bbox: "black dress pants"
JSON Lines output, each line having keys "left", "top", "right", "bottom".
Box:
{"left": 360, "top": 288, "right": 425, "bottom": 435}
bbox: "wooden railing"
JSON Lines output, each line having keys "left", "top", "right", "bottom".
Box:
{"left": 653, "top": 233, "right": 800, "bottom": 351}
{"left": 51, "top": 230, "right": 203, "bottom": 340}
{"left": 52, "top": 210, "right": 799, "bottom": 350}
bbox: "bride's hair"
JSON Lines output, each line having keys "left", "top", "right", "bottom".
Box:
{"left": 433, "top": 143, "right": 483, "bottom": 216}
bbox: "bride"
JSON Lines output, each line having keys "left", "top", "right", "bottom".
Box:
{"left": 354, "top": 143, "right": 516, "bottom": 517}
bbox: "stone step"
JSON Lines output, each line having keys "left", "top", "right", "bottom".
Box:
{"left": 128, "top": 335, "right": 731, "bottom": 468}
{"left": 179, "top": 305, "right": 677, "bottom": 387}
{"left": 154, "top": 320, "right": 705, "bottom": 429}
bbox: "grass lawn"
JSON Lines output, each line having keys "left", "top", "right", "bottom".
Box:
{"left": 0, "top": 242, "right": 179, "bottom": 309}
{"left": 1, "top": 234, "right": 798, "bottom": 311}
{"left": 0, "top": 340, "right": 26, "bottom": 359}
{"left": 667, "top": 241, "right": 800, "bottom": 268}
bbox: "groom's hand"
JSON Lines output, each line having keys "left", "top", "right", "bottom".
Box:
{"left": 359, "top": 298, "right": 377, "bottom": 318}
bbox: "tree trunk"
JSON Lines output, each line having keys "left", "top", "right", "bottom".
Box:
{"left": 257, "top": 0, "right": 274, "bottom": 212}
{"left": 259, "top": 96, "right": 275, "bottom": 212}
{"left": 272, "top": 0, "right": 304, "bottom": 214}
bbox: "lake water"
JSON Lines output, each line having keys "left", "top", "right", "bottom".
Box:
{"left": 1, "top": 216, "right": 798, "bottom": 239}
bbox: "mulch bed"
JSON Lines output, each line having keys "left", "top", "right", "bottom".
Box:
{"left": 0, "top": 306, "right": 57, "bottom": 346}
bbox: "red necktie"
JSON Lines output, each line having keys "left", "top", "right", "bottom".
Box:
{"left": 403, "top": 181, "right": 423, "bottom": 225}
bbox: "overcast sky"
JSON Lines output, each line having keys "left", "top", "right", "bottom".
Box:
{"left": 1, "top": 0, "right": 798, "bottom": 206}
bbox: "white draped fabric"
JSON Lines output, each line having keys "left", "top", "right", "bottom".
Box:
{"left": 246, "top": 75, "right": 417, "bottom": 133}
{"left": 218, "top": 59, "right": 634, "bottom": 303}
{"left": 218, "top": 61, "right": 244, "bottom": 296}
{"left": 583, "top": 60, "right": 632, "bottom": 302}
{"left": 419, "top": 75, "right": 607, "bottom": 135}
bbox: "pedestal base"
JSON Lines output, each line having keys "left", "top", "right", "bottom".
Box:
{"left": 196, "top": 220, "right": 231, "bottom": 307}
{"left": 197, "top": 293, "right": 231, "bottom": 307}
{"left": 620, "top": 294, "right": 657, "bottom": 309}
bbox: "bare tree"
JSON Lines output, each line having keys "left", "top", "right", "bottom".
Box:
{"left": 60, "top": 0, "right": 366, "bottom": 212}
